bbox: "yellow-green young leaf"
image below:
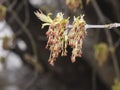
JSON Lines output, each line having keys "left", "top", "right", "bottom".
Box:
{"left": 34, "top": 10, "right": 53, "bottom": 23}
{"left": 94, "top": 43, "right": 109, "bottom": 66}
{"left": 112, "top": 78, "right": 120, "bottom": 90}
{"left": 41, "top": 23, "right": 50, "bottom": 29}
{"left": 0, "top": 5, "right": 7, "bottom": 20}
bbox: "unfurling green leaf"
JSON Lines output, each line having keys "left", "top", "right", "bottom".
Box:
{"left": 94, "top": 43, "right": 109, "bottom": 66}
{"left": 34, "top": 10, "right": 53, "bottom": 23}
{"left": 41, "top": 23, "right": 50, "bottom": 29}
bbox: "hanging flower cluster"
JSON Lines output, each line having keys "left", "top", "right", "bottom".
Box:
{"left": 35, "top": 10, "right": 87, "bottom": 65}
{"left": 68, "top": 15, "right": 87, "bottom": 62}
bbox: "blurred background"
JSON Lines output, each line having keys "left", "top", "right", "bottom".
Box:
{"left": 0, "top": 0, "right": 120, "bottom": 90}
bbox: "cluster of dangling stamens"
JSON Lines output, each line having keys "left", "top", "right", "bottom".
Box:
{"left": 35, "top": 10, "right": 87, "bottom": 65}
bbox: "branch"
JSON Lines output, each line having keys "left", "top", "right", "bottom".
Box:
{"left": 7, "top": 5, "right": 44, "bottom": 72}
{"left": 91, "top": 0, "right": 120, "bottom": 81}
{"left": 68, "top": 23, "right": 120, "bottom": 29}
{"left": 86, "top": 23, "right": 120, "bottom": 29}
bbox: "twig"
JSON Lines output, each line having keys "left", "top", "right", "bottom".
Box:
{"left": 23, "top": 0, "right": 30, "bottom": 26}
{"left": 86, "top": 23, "right": 120, "bottom": 29}
{"left": 7, "top": 7, "right": 44, "bottom": 90}
{"left": 0, "top": 0, "right": 25, "bottom": 33}
{"left": 68, "top": 23, "right": 120, "bottom": 29}
{"left": 7, "top": 6, "right": 43, "bottom": 70}
{"left": 91, "top": 0, "right": 120, "bottom": 80}
{"left": 6, "top": 0, "right": 38, "bottom": 62}
{"left": 7, "top": 0, "right": 25, "bottom": 19}
{"left": 0, "top": 1, "right": 28, "bottom": 42}
{"left": 9, "top": 10, "right": 36, "bottom": 56}
{"left": 6, "top": 1, "right": 44, "bottom": 89}
{"left": 8, "top": 0, "right": 18, "bottom": 10}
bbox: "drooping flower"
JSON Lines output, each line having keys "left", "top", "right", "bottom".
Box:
{"left": 68, "top": 15, "right": 87, "bottom": 62}
{"left": 46, "top": 13, "right": 69, "bottom": 66}
{"left": 35, "top": 11, "right": 69, "bottom": 65}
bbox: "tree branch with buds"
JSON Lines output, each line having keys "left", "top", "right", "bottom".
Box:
{"left": 35, "top": 10, "right": 120, "bottom": 66}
